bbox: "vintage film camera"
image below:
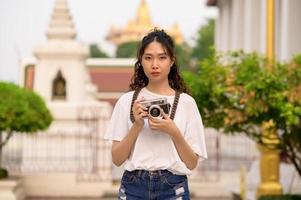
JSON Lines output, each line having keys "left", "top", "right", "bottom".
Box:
{"left": 140, "top": 97, "right": 171, "bottom": 119}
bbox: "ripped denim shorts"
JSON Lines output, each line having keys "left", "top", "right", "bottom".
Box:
{"left": 118, "top": 169, "right": 190, "bottom": 200}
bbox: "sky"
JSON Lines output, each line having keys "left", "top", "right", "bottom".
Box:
{"left": 0, "top": 0, "right": 217, "bottom": 83}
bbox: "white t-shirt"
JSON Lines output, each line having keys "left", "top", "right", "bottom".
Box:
{"left": 104, "top": 87, "right": 207, "bottom": 175}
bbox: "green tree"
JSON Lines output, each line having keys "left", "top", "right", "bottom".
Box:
{"left": 184, "top": 51, "right": 301, "bottom": 177}
{"left": 116, "top": 41, "right": 139, "bottom": 58}
{"left": 89, "top": 44, "right": 108, "bottom": 58}
{"left": 0, "top": 82, "right": 53, "bottom": 178}
{"left": 191, "top": 19, "right": 215, "bottom": 62}
{"left": 175, "top": 43, "right": 192, "bottom": 71}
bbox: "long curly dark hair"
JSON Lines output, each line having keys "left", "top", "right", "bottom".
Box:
{"left": 129, "top": 28, "right": 190, "bottom": 94}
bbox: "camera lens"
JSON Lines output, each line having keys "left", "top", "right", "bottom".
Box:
{"left": 149, "top": 106, "right": 161, "bottom": 117}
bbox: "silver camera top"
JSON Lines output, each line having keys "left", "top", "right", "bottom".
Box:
{"left": 140, "top": 97, "right": 168, "bottom": 107}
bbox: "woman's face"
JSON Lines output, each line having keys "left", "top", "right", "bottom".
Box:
{"left": 141, "top": 41, "right": 174, "bottom": 84}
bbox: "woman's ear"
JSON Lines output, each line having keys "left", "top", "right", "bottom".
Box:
{"left": 170, "top": 60, "right": 175, "bottom": 67}
{"left": 138, "top": 62, "right": 143, "bottom": 68}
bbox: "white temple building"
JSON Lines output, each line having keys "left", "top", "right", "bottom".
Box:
{"left": 207, "top": 0, "right": 301, "bottom": 61}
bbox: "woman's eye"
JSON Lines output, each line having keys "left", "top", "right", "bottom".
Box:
{"left": 144, "top": 56, "right": 151, "bottom": 60}
{"left": 159, "top": 56, "right": 167, "bottom": 60}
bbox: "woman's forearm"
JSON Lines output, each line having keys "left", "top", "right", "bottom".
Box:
{"left": 112, "top": 122, "right": 143, "bottom": 166}
{"left": 170, "top": 129, "right": 198, "bottom": 170}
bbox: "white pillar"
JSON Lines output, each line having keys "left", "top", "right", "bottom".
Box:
{"left": 244, "top": 0, "right": 252, "bottom": 52}
{"left": 287, "top": 0, "right": 301, "bottom": 60}
{"left": 244, "top": 0, "right": 262, "bottom": 53}
{"left": 275, "top": 0, "right": 281, "bottom": 60}
{"left": 259, "top": 0, "right": 267, "bottom": 55}
{"left": 230, "top": 0, "right": 245, "bottom": 50}
{"left": 214, "top": 10, "right": 221, "bottom": 51}
{"left": 279, "top": 0, "right": 289, "bottom": 61}
{"left": 218, "top": 0, "right": 232, "bottom": 51}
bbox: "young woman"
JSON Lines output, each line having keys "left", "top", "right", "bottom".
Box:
{"left": 104, "top": 29, "right": 207, "bottom": 200}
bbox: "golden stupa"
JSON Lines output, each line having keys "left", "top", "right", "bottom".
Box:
{"left": 106, "top": 0, "right": 184, "bottom": 45}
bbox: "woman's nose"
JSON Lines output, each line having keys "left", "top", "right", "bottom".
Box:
{"left": 152, "top": 59, "right": 159, "bottom": 69}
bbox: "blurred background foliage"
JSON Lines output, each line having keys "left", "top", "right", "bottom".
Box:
{"left": 89, "top": 44, "right": 109, "bottom": 58}
{"left": 0, "top": 82, "right": 53, "bottom": 178}
{"left": 115, "top": 41, "right": 140, "bottom": 58}
{"left": 183, "top": 51, "right": 301, "bottom": 177}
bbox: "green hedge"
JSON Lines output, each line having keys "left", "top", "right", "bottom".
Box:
{"left": 259, "top": 195, "right": 301, "bottom": 200}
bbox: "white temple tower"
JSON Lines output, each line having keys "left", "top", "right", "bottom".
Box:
{"left": 33, "top": 0, "right": 95, "bottom": 102}
{"left": 21, "top": 0, "right": 113, "bottom": 196}
{"left": 31, "top": 0, "right": 112, "bottom": 138}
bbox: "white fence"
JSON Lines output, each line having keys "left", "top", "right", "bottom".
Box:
{"left": 2, "top": 126, "right": 258, "bottom": 183}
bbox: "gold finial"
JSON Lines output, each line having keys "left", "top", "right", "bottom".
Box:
{"left": 261, "top": 119, "right": 280, "bottom": 147}
{"left": 136, "top": 0, "right": 152, "bottom": 25}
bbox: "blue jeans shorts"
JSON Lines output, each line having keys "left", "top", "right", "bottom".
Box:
{"left": 118, "top": 169, "right": 190, "bottom": 200}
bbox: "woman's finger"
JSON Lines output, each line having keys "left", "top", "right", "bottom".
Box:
{"left": 160, "top": 108, "right": 169, "bottom": 119}
{"left": 139, "top": 113, "right": 147, "bottom": 118}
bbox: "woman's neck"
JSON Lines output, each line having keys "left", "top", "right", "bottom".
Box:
{"left": 146, "top": 83, "right": 175, "bottom": 96}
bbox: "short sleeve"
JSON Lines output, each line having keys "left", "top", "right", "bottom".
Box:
{"left": 104, "top": 96, "right": 130, "bottom": 141}
{"left": 184, "top": 97, "right": 208, "bottom": 161}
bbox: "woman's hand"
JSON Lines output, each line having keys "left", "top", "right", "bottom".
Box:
{"left": 148, "top": 109, "right": 179, "bottom": 136}
{"left": 112, "top": 97, "right": 148, "bottom": 166}
{"left": 132, "top": 96, "right": 148, "bottom": 127}
{"left": 148, "top": 109, "right": 199, "bottom": 170}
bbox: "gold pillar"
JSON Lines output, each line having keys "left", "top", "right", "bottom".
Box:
{"left": 240, "top": 165, "right": 246, "bottom": 200}
{"left": 266, "top": 0, "right": 275, "bottom": 71}
{"left": 257, "top": 2, "right": 282, "bottom": 197}
{"left": 256, "top": 120, "right": 282, "bottom": 198}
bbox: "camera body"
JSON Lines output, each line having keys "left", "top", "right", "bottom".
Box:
{"left": 140, "top": 97, "right": 171, "bottom": 118}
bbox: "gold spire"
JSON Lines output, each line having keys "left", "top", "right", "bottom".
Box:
{"left": 106, "top": 0, "right": 184, "bottom": 45}
{"left": 46, "top": 0, "right": 76, "bottom": 40}
{"left": 136, "top": 0, "right": 152, "bottom": 26}
{"left": 168, "top": 23, "right": 184, "bottom": 44}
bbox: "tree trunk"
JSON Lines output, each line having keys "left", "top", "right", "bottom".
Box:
{"left": 0, "top": 132, "right": 9, "bottom": 178}
{"left": 0, "top": 133, "right": 2, "bottom": 168}
{"left": 287, "top": 141, "right": 301, "bottom": 177}
{"left": 0, "top": 131, "right": 14, "bottom": 169}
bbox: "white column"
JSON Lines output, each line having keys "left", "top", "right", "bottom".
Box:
{"left": 244, "top": 0, "right": 252, "bottom": 52}
{"left": 215, "top": 1, "right": 222, "bottom": 51}
{"left": 218, "top": 0, "right": 232, "bottom": 51}
{"left": 230, "top": 0, "right": 244, "bottom": 50}
{"left": 244, "top": 0, "right": 262, "bottom": 53}
{"left": 226, "top": 0, "right": 232, "bottom": 51}
{"left": 275, "top": 0, "right": 281, "bottom": 60}
{"left": 279, "top": 0, "right": 289, "bottom": 61}
{"left": 287, "top": 0, "right": 301, "bottom": 60}
{"left": 259, "top": 0, "right": 267, "bottom": 54}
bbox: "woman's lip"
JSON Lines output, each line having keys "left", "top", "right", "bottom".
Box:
{"left": 151, "top": 72, "right": 160, "bottom": 75}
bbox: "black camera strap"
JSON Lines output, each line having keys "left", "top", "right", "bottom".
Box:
{"left": 130, "top": 88, "right": 181, "bottom": 123}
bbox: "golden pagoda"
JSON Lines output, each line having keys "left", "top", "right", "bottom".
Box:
{"left": 169, "top": 23, "right": 184, "bottom": 44}
{"left": 106, "top": 0, "right": 184, "bottom": 45}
